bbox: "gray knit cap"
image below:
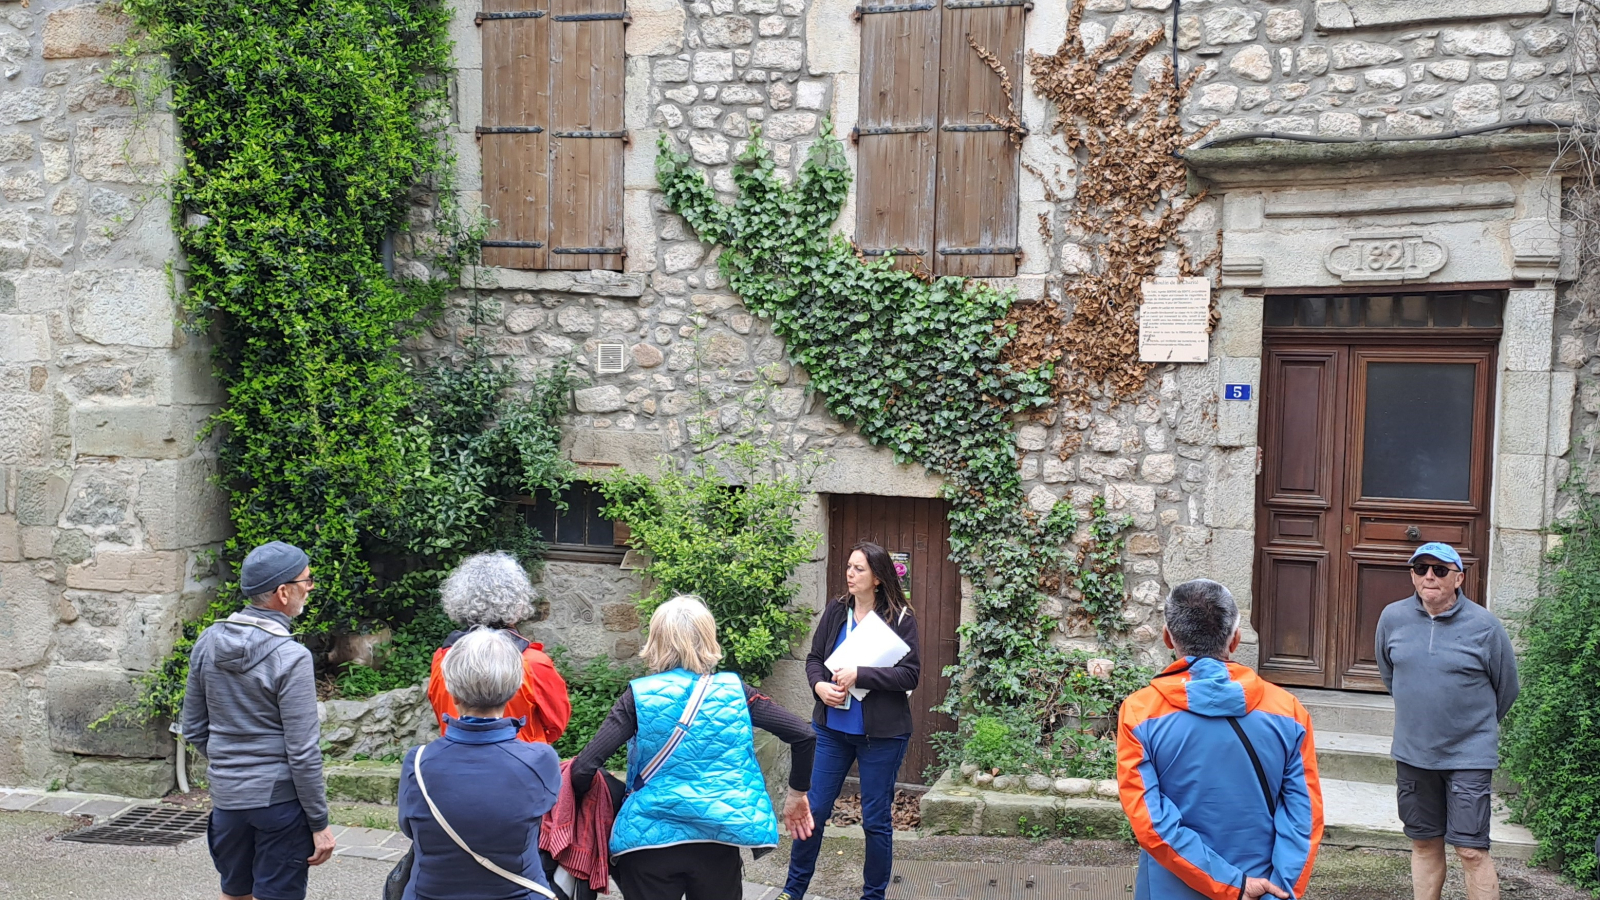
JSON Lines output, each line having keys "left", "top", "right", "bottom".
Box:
{"left": 240, "top": 541, "right": 310, "bottom": 597}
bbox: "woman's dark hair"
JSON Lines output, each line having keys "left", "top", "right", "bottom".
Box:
{"left": 840, "top": 541, "right": 911, "bottom": 620}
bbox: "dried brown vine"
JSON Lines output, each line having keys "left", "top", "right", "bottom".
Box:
{"left": 1007, "top": 0, "right": 1217, "bottom": 408}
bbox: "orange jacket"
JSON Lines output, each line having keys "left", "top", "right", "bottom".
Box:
{"left": 428, "top": 630, "right": 571, "bottom": 745}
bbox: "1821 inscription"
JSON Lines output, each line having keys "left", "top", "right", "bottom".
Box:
{"left": 1324, "top": 231, "right": 1448, "bottom": 283}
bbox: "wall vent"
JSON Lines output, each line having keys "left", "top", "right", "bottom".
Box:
{"left": 595, "top": 342, "right": 627, "bottom": 374}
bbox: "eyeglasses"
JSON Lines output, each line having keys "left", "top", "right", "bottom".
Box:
{"left": 283, "top": 577, "right": 315, "bottom": 587}
{"left": 1410, "top": 563, "right": 1459, "bottom": 578}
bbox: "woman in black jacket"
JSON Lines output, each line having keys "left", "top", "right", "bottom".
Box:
{"left": 779, "top": 541, "right": 919, "bottom": 900}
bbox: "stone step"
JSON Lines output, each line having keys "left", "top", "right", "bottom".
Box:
{"left": 1314, "top": 730, "right": 1395, "bottom": 785}
{"left": 1320, "top": 778, "right": 1536, "bottom": 860}
{"left": 1287, "top": 687, "right": 1395, "bottom": 736}
{"left": 325, "top": 761, "right": 402, "bottom": 805}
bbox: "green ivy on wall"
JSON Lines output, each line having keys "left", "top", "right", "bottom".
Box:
{"left": 657, "top": 129, "right": 1131, "bottom": 712}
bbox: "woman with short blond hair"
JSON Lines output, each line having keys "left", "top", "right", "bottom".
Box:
{"left": 571, "top": 595, "right": 816, "bottom": 900}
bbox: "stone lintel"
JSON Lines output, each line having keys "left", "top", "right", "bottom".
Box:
{"left": 1316, "top": 0, "right": 1550, "bottom": 31}
{"left": 1185, "top": 133, "right": 1570, "bottom": 191}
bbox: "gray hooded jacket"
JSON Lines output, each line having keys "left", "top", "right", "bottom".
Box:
{"left": 181, "top": 607, "right": 328, "bottom": 829}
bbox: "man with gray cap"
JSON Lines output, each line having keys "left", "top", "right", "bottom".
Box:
{"left": 182, "top": 541, "right": 336, "bottom": 900}
{"left": 1376, "top": 542, "right": 1518, "bottom": 900}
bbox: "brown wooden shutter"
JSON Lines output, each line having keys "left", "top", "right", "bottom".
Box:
{"left": 854, "top": 0, "right": 941, "bottom": 273}
{"left": 480, "top": 0, "right": 552, "bottom": 269}
{"left": 547, "top": 0, "right": 625, "bottom": 271}
{"left": 933, "top": 0, "right": 1023, "bottom": 277}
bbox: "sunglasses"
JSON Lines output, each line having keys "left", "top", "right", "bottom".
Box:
{"left": 1410, "top": 563, "right": 1459, "bottom": 578}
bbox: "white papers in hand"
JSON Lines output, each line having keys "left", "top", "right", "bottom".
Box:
{"left": 823, "top": 611, "right": 912, "bottom": 701}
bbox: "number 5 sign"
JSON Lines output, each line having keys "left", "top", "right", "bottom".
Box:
{"left": 1324, "top": 231, "right": 1447, "bottom": 284}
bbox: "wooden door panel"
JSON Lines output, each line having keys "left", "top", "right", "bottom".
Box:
{"left": 1255, "top": 347, "right": 1346, "bottom": 688}
{"left": 1341, "top": 558, "right": 1414, "bottom": 688}
{"left": 1256, "top": 551, "right": 1331, "bottom": 681}
{"left": 827, "top": 494, "right": 960, "bottom": 785}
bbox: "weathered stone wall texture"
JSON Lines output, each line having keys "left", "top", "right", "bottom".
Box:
{"left": 0, "top": 0, "right": 226, "bottom": 796}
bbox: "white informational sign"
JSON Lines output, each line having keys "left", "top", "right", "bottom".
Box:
{"left": 1138, "top": 277, "right": 1211, "bottom": 363}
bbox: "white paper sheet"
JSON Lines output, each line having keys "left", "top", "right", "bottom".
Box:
{"left": 822, "top": 611, "right": 912, "bottom": 701}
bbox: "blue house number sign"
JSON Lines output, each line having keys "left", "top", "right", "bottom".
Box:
{"left": 1223, "top": 384, "right": 1252, "bottom": 401}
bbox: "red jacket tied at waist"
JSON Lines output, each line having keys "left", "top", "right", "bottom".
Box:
{"left": 541, "top": 759, "right": 616, "bottom": 892}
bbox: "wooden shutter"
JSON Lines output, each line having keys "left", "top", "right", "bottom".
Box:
{"left": 480, "top": 0, "right": 551, "bottom": 269}
{"left": 855, "top": 0, "right": 941, "bottom": 272}
{"left": 547, "top": 0, "right": 625, "bottom": 270}
{"left": 933, "top": 0, "right": 1023, "bottom": 277}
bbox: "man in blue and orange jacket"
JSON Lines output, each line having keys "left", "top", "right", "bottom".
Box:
{"left": 1117, "top": 579, "right": 1324, "bottom": 900}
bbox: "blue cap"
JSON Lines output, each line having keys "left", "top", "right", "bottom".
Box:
{"left": 1408, "top": 542, "right": 1463, "bottom": 569}
{"left": 240, "top": 541, "right": 310, "bottom": 596}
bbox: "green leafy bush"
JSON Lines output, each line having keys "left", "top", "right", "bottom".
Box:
{"left": 550, "top": 647, "right": 641, "bottom": 768}
{"left": 333, "top": 605, "right": 456, "bottom": 700}
{"left": 1502, "top": 491, "right": 1600, "bottom": 891}
{"left": 598, "top": 441, "right": 819, "bottom": 684}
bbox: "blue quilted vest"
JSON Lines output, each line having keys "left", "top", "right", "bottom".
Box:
{"left": 609, "top": 669, "right": 779, "bottom": 856}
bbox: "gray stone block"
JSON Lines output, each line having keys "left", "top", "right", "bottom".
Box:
{"left": 1494, "top": 454, "right": 1547, "bottom": 532}
{"left": 1497, "top": 371, "right": 1551, "bottom": 457}
{"left": 0, "top": 671, "right": 26, "bottom": 785}
{"left": 810, "top": 444, "right": 943, "bottom": 499}
{"left": 138, "top": 455, "right": 228, "bottom": 550}
{"left": 0, "top": 394, "right": 51, "bottom": 464}
{"left": 0, "top": 563, "right": 57, "bottom": 668}
{"left": 46, "top": 666, "right": 171, "bottom": 758}
{"left": 561, "top": 428, "right": 665, "bottom": 477}
{"left": 73, "top": 404, "right": 202, "bottom": 459}
{"left": 15, "top": 467, "right": 68, "bottom": 525}
{"left": 68, "top": 757, "right": 175, "bottom": 798}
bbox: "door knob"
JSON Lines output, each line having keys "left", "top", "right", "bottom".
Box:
{"left": 1406, "top": 525, "right": 1421, "bottom": 540}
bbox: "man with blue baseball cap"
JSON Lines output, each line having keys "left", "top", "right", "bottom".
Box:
{"left": 1375, "top": 542, "right": 1518, "bottom": 900}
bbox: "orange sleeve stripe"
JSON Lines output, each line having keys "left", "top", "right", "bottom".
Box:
{"left": 1295, "top": 704, "right": 1325, "bottom": 899}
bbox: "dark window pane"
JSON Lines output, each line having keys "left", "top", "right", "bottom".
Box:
{"left": 524, "top": 496, "right": 557, "bottom": 543}
{"left": 554, "top": 492, "right": 588, "bottom": 544}
{"left": 586, "top": 496, "right": 615, "bottom": 546}
{"left": 1361, "top": 363, "right": 1475, "bottom": 502}
{"left": 1432, "top": 294, "right": 1463, "bottom": 327}
{"left": 1398, "top": 295, "right": 1429, "bottom": 327}
{"left": 1265, "top": 297, "right": 1296, "bottom": 326}
{"left": 1299, "top": 296, "right": 1327, "bottom": 327}
{"left": 1365, "top": 296, "right": 1396, "bottom": 327}
{"left": 1466, "top": 293, "right": 1501, "bottom": 327}
{"left": 1330, "top": 296, "right": 1359, "bottom": 327}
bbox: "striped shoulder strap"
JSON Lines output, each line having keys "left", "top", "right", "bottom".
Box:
{"left": 634, "top": 673, "right": 715, "bottom": 790}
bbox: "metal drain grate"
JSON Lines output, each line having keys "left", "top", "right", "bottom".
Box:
{"left": 57, "top": 805, "right": 209, "bottom": 846}
{"left": 886, "top": 862, "right": 1136, "bottom": 900}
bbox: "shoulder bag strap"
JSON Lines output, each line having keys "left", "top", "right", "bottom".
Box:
{"left": 1225, "top": 716, "right": 1278, "bottom": 818}
{"left": 413, "top": 742, "right": 557, "bottom": 900}
{"left": 634, "top": 672, "right": 715, "bottom": 790}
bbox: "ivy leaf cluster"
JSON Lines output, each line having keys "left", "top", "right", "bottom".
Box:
{"left": 656, "top": 129, "right": 1131, "bottom": 714}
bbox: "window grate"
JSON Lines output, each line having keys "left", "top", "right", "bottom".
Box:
{"left": 596, "top": 342, "right": 626, "bottom": 374}
{"left": 57, "top": 805, "right": 209, "bottom": 847}
{"left": 1264, "top": 291, "right": 1503, "bottom": 329}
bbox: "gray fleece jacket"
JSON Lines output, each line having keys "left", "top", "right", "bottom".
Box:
{"left": 1375, "top": 592, "right": 1519, "bottom": 772}
{"left": 181, "top": 607, "right": 328, "bottom": 829}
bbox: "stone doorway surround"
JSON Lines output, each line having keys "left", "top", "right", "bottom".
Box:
{"left": 1187, "top": 133, "right": 1575, "bottom": 647}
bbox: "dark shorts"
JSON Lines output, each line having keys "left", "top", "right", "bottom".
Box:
{"left": 207, "top": 799, "right": 313, "bottom": 900}
{"left": 1395, "top": 761, "right": 1493, "bottom": 849}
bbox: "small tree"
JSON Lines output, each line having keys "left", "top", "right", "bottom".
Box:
{"left": 599, "top": 442, "right": 820, "bottom": 684}
{"left": 1501, "top": 490, "right": 1600, "bottom": 891}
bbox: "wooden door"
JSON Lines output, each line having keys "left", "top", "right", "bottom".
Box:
{"left": 1254, "top": 291, "right": 1500, "bottom": 691}
{"left": 827, "top": 494, "right": 960, "bottom": 784}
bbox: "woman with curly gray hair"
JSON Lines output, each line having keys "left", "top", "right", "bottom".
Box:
{"left": 427, "top": 552, "right": 571, "bottom": 745}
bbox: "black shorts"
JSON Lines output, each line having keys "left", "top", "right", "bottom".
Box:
{"left": 207, "top": 800, "right": 314, "bottom": 900}
{"left": 1395, "top": 761, "right": 1493, "bottom": 850}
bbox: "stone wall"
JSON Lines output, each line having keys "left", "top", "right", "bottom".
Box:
{"left": 0, "top": 0, "right": 227, "bottom": 796}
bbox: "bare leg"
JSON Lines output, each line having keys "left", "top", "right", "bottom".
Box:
{"left": 1456, "top": 846, "right": 1499, "bottom": 900}
{"left": 1410, "top": 838, "right": 1447, "bottom": 900}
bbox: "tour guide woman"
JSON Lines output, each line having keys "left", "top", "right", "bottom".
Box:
{"left": 571, "top": 594, "right": 816, "bottom": 900}
{"left": 780, "top": 541, "right": 920, "bottom": 900}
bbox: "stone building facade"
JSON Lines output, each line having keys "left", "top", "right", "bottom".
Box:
{"left": 0, "top": 0, "right": 1593, "bottom": 791}
{"left": 0, "top": 1, "right": 228, "bottom": 795}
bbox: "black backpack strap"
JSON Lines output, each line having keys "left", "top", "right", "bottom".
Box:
{"left": 1226, "top": 716, "right": 1277, "bottom": 818}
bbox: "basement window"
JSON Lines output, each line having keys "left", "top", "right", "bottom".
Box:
{"left": 520, "top": 482, "right": 630, "bottom": 564}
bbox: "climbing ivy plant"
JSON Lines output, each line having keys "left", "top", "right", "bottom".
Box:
{"left": 658, "top": 131, "right": 1126, "bottom": 709}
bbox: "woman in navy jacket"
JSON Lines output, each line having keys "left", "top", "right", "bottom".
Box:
{"left": 399, "top": 626, "right": 562, "bottom": 900}
{"left": 780, "top": 541, "right": 920, "bottom": 900}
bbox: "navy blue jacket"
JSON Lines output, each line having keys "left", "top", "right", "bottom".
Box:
{"left": 399, "top": 716, "right": 561, "bottom": 900}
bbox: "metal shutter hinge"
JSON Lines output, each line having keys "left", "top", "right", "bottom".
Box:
{"left": 474, "top": 9, "right": 545, "bottom": 24}
{"left": 853, "top": 2, "right": 934, "bottom": 19}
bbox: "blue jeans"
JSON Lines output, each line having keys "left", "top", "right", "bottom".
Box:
{"left": 783, "top": 724, "right": 908, "bottom": 900}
